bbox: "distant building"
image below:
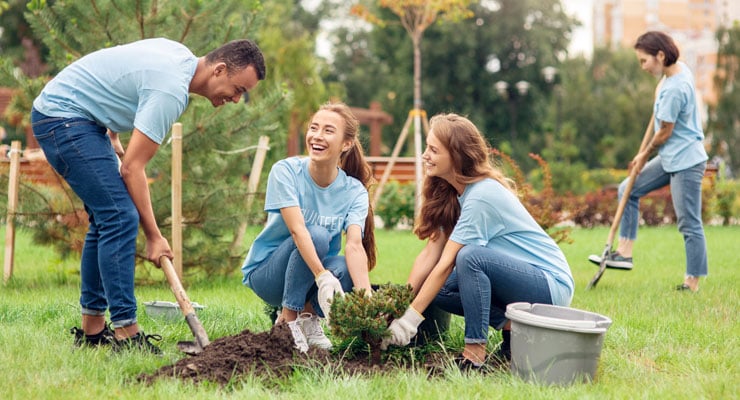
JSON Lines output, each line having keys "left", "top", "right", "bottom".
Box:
{"left": 592, "top": 0, "right": 740, "bottom": 115}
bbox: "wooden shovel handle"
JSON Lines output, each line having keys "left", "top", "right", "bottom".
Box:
{"left": 160, "top": 256, "right": 195, "bottom": 316}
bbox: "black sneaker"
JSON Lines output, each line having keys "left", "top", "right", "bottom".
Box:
{"left": 70, "top": 324, "right": 115, "bottom": 347}
{"left": 113, "top": 331, "right": 163, "bottom": 355}
{"left": 588, "top": 252, "right": 634, "bottom": 270}
{"left": 455, "top": 356, "right": 488, "bottom": 373}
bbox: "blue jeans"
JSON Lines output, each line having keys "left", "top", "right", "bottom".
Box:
{"left": 245, "top": 225, "right": 353, "bottom": 317}
{"left": 432, "top": 245, "right": 553, "bottom": 344}
{"left": 31, "top": 109, "right": 140, "bottom": 328}
{"left": 618, "top": 156, "right": 708, "bottom": 277}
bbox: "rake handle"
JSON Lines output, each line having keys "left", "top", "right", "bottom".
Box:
{"left": 588, "top": 109, "right": 656, "bottom": 290}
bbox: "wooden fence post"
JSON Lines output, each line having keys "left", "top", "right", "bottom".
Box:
{"left": 246, "top": 136, "right": 270, "bottom": 210}
{"left": 229, "top": 135, "right": 270, "bottom": 255}
{"left": 4, "top": 141, "right": 22, "bottom": 284}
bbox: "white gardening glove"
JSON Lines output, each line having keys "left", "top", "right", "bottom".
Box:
{"left": 315, "top": 270, "right": 345, "bottom": 320}
{"left": 380, "top": 306, "right": 425, "bottom": 350}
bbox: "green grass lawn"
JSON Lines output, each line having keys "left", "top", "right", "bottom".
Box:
{"left": 0, "top": 225, "right": 738, "bottom": 399}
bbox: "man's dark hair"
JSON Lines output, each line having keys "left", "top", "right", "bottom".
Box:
{"left": 206, "top": 39, "right": 266, "bottom": 80}
{"left": 634, "top": 31, "right": 679, "bottom": 66}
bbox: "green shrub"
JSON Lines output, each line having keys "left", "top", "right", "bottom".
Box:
{"left": 374, "top": 180, "right": 415, "bottom": 229}
{"left": 578, "top": 168, "right": 630, "bottom": 194}
{"left": 329, "top": 283, "right": 413, "bottom": 365}
{"left": 711, "top": 179, "right": 739, "bottom": 225}
{"left": 493, "top": 150, "right": 582, "bottom": 244}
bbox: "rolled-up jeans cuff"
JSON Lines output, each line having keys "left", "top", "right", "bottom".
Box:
{"left": 111, "top": 318, "right": 137, "bottom": 329}
{"left": 464, "top": 338, "right": 488, "bottom": 345}
{"left": 81, "top": 307, "right": 106, "bottom": 317}
{"left": 282, "top": 303, "right": 304, "bottom": 313}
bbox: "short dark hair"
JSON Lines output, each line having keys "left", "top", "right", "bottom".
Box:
{"left": 634, "top": 31, "right": 679, "bottom": 66}
{"left": 205, "top": 39, "right": 266, "bottom": 80}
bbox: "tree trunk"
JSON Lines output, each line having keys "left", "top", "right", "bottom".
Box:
{"left": 363, "top": 332, "right": 382, "bottom": 365}
{"left": 412, "top": 32, "right": 423, "bottom": 217}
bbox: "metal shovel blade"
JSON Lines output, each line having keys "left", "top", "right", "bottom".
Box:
{"left": 177, "top": 340, "right": 204, "bottom": 355}
{"left": 176, "top": 312, "right": 210, "bottom": 355}
{"left": 587, "top": 247, "right": 610, "bottom": 290}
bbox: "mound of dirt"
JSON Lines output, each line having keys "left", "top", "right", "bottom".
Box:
{"left": 139, "top": 323, "right": 448, "bottom": 385}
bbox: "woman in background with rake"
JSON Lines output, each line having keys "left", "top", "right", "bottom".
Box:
{"left": 588, "top": 31, "right": 709, "bottom": 292}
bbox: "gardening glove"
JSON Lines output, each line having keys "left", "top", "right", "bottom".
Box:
{"left": 380, "top": 306, "right": 424, "bottom": 350}
{"left": 316, "top": 270, "right": 345, "bottom": 320}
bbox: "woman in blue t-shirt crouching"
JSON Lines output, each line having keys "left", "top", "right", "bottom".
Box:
{"left": 381, "top": 113, "right": 574, "bottom": 371}
{"left": 241, "top": 101, "right": 376, "bottom": 352}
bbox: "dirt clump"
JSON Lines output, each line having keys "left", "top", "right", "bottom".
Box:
{"left": 139, "top": 323, "right": 451, "bottom": 386}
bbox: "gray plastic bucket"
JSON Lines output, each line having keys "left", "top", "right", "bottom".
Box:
{"left": 505, "top": 302, "right": 612, "bottom": 385}
{"left": 144, "top": 300, "right": 205, "bottom": 322}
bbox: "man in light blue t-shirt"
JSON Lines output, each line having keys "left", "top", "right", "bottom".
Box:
{"left": 31, "top": 38, "right": 265, "bottom": 353}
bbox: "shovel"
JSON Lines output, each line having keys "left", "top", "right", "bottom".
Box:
{"left": 160, "top": 256, "right": 210, "bottom": 354}
{"left": 587, "top": 110, "right": 656, "bottom": 290}
{"left": 586, "top": 159, "right": 644, "bottom": 289}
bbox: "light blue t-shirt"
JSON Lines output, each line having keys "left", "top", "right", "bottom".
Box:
{"left": 654, "top": 61, "right": 708, "bottom": 172}
{"left": 241, "top": 157, "right": 369, "bottom": 283}
{"left": 33, "top": 38, "right": 197, "bottom": 144}
{"left": 449, "top": 178, "right": 574, "bottom": 306}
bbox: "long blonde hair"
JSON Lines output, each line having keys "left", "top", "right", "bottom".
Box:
{"left": 414, "top": 113, "right": 513, "bottom": 241}
{"left": 312, "top": 101, "right": 377, "bottom": 270}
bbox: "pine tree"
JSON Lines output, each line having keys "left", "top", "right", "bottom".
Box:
{"left": 330, "top": 283, "right": 413, "bottom": 365}
{"left": 15, "top": 0, "right": 292, "bottom": 275}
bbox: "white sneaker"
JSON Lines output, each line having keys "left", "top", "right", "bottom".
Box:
{"left": 297, "top": 313, "right": 333, "bottom": 350}
{"left": 286, "top": 320, "right": 309, "bottom": 353}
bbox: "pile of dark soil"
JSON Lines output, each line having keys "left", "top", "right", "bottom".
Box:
{"left": 139, "top": 324, "right": 452, "bottom": 386}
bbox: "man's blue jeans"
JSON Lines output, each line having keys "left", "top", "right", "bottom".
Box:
{"left": 432, "top": 245, "right": 553, "bottom": 345}
{"left": 245, "top": 224, "right": 353, "bottom": 317}
{"left": 31, "top": 109, "right": 140, "bottom": 328}
{"left": 618, "top": 156, "right": 708, "bottom": 277}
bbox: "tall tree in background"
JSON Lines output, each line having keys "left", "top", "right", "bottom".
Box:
{"left": 7, "top": 0, "right": 290, "bottom": 275}
{"left": 328, "top": 0, "right": 575, "bottom": 170}
{"left": 422, "top": 0, "right": 574, "bottom": 160}
{"left": 710, "top": 23, "right": 740, "bottom": 175}
{"left": 351, "top": 0, "right": 474, "bottom": 213}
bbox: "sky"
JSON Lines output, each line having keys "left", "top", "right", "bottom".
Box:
{"left": 307, "top": 0, "right": 595, "bottom": 60}
{"left": 562, "top": 0, "right": 594, "bottom": 58}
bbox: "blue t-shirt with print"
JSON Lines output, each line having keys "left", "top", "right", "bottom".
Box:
{"left": 654, "top": 61, "right": 708, "bottom": 172}
{"left": 33, "top": 38, "right": 197, "bottom": 144}
{"left": 241, "top": 157, "right": 369, "bottom": 282}
{"left": 449, "top": 178, "right": 574, "bottom": 306}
